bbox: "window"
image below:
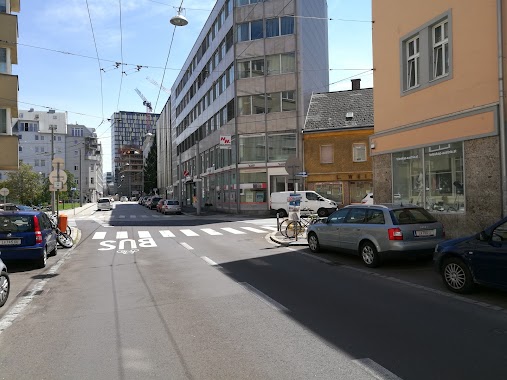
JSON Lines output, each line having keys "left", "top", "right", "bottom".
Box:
{"left": 35, "top": 135, "right": 39, "bottom": 140}
{"left": 433, "top": 20, "right": 449, "bottom": 78}
{"left": 345, "top": 208, "right": 367, "bottom": 224}
{"left": 281, "top": 91, "right": 296, "bottom": 111}
{"left": 320, "top": 145, "right": 333, "bottom": 164}
{"left": 72, "top": 128, "right": 84, "bottom": 137}
{"left": 406, "top": 36, "right": 420, "bottom": 89}
{"left": 0, "top": 0, "right": 6, "bottom": 13}
{"left": 239, "top": 134, "right": 266, "bottom": 162}
{"left": 0, "top": 109, "right": 6, "bottom": 133}
{"left": 41, "top": 160, "right": 46, "bottom": 167}
{"left": 74, "top": 165, "right": 78, "bottom": 171}
{"left": 75, "top": 150, "right": 78, "bottom": 156}
{"left": 328, "top": 208, "right": 349, "bottom": 224}
{"left": 35, "top": 147, "right": 39, "bottom": 153}
{"left": 266, "top": 93, "right": 281, "bottom": 113}
{"left": 353, "top": 143, "right": 367, "bottom": 162}
{"left": 281, "top": 16, "right": 295, "bottom": 35}
{"left": 58, "top": 136, "right": 62, "bottom": 141}
{"left": 268, "top": 133, "right": 296, "bottom": 161}
{"left": 238, "top": 96, "right": 252, "bottom": 116}
{"left": 0, "top": 47, "right": 6, "bottom": 74}
{"left": 237, "top": 20, "right": 263, "bottom": 42}
{"left": 365, "top": 209, "right": 385, "bottom": 224}
{"left": 266, "top": 18, "right": 280, "bottom": 37}
{"left": 266, "top": 16, "right": 294, "bottom": 37}
{"left": 252, "top": 94, "right": 265, "bottom": 114}
{"left": 35, "top": 159, "right": 40, "bottom": 167}
{"left": 251, "top": 59, "right": 264, "bottom": 77}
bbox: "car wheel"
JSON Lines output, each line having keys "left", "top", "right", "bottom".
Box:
{"left": 0, "top": 270, "right": 10, "bottom": 307}
{"left": 308, "top": 233, "right": 321, "bottom": 253}
{"left": 317, "top": 208, "right": 328, "bottom": 217}
{"left": 442, "top": 258, "right": 474, "bottom": 293}
{"left": 360, "top": 241, "right": 380, "bottom": 268}
{"left": 50, "top": 242, "right": 58, "bottom": 256}
{"left": 277, "top": 209, "right": 288, "bottom": 218}
{"left": 37, "top": 246, "right": 48, "bottom": 268}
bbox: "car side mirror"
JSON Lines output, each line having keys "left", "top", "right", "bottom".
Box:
{"left": 478, "top": 231, "right": 488, "bottom": 241}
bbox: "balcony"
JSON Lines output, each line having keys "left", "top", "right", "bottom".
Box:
{"left": 11, "top": 0, "right": 20, "bottom": 12}
{"left": 0, "top": 73, "right": 18, "bottom": 117}
{"left": 0, "top": 13, "right": 18, "bottom": 64}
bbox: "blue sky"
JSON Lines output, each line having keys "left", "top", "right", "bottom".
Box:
{"left": 15, "top": 0, "right": 372, "bottom": 173}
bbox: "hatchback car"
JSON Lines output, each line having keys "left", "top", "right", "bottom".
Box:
{"left": 148, "top": 197, "right": 163, "bottom": 210}
{"left": 0, "top": 211, "right": 58, "bottom": 268}
{"left": 0, "top": 258, "right": 9, "bottom": 307}
{"left": 97, "top": 197, "right": 112, "bottom": 211}
{"left": 306, "top": 204, "right": 445, "bottom": 267}
{"left": 120, "top": 196, "right": 128, "bottom": 202}
{"left": 434, "top": 216, "right": 507, "bottom": 294}
{"left": 161, "top": 200, "right": 182, "bottom": 215}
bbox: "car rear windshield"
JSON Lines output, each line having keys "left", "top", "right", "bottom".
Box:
{"left": 0, "top": 215, "right": 34, "bottom": 233}
{"left": 391, "top": 208, "right": 437, "bottom": 225}
{"left": 98, "top": 199, "right": 110, "bottom": 203}
{"left": 166, "top": 201, "right": 179, "bottom": 205}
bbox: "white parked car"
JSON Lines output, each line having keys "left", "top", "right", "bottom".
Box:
{"left": 120, "top": 196, "right": 128, "bottom": 202}
{"left": 161, "top": 200, "right": 182, "bottom": 215}
{"left": 97, "top": 197, "right": 112, "bottom": 211}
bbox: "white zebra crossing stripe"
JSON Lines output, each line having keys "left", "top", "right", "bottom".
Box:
{"left": 130, "top": 215, "right": 136, "bottom": 219}
{"left": 262, "top": 226, "right": 278, "bottom": 231}
{"left": 138, "top": 231, "right": 151, "bottom": 238}
{"left": 93, "top": 232, "right": 107, "bottom": 239}
{"left": 201, "top": 228, "right": 222, "bottom": 235}
{"left": 119, "top": 215, "right": 125, "bottom": 219}
{"left": 116, "top": 231, "right": 128, "bottom": 239}
{"left": 141, "top": 215, "right": 148, "bottom": 218}
{"left": 221, "top": 227, "right": 246, "bottom": 234}
{"left": 159, "top": 230, "right": 175, "bottom": 238}
{"left": 181, "top": 229, "right": 199, "bottom": 236}
{"left": 241, "top": 227, "right": 267, "bottom": 233}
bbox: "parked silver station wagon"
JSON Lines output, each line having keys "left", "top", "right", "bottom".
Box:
{"left": 306, "top": 204, "right": 445, "bottom": 267}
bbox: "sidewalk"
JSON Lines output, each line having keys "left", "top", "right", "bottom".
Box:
{"left": 269, "top": 229, "right": 309, "bottom": 246}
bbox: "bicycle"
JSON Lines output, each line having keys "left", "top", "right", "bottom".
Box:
{"left": 48, "top": 213, "right": 72, "bottom": 235}
{"left": 48, "top": 215, "right": 74, "bottom": 248}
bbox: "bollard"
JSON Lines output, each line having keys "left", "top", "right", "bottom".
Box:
{"left": 58, "top": 213, "right": 68, "bottom": 233}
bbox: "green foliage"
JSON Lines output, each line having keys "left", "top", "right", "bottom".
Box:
{"left": 0, "top": 163, "right": 44, "bottom": 205}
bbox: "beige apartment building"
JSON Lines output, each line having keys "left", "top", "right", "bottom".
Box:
{"left": 371, "top": 0, "right": 507, "bottom": 237}
{"left": 0, "top": 0, "right": 20, "bottom": 170}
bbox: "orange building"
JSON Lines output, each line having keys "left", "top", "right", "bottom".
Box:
{"left": 371, "top": 0, "right": 507, "bottom": 237}
{"left": 303, "top": 80, "right": 373, "bottom": 205}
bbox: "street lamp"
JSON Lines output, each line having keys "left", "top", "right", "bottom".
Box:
{"left": 170, "top": 8, "right": 188, "bottom": 26}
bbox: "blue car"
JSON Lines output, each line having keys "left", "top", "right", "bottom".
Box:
{"left": 0, "top": 211, "right": 58, "bottom": 268}
{"left": 434, "top": 216, "right": 507, "bottom": 293}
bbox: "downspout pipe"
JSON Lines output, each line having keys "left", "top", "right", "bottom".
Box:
{"left": 498, "top": 0, "right": 507, "bottom": 217}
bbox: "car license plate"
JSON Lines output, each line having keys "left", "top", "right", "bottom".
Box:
{"left": 0, "top": 239, "right": 21, "bottom": 245}
{"left": 414, "top": 229, "right": 436, "bottom": 237}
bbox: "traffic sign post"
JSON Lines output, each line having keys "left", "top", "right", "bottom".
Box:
{"left": 0, "top": 187, "right": 9, "bottom": 204}
{"left": 51, "top": 158, "right": 67, "bottom": 218}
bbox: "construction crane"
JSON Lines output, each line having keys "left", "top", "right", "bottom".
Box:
{"left": 146, "top": 77, "right": 171, "bottom": 95}
{"left": 134, "top": 88, "right": 154, "bottom": 133}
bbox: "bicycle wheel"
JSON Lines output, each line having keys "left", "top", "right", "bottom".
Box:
{"left": 66, "top": 225, "right": 72, "bottom": 235}
{"left": 57, "top": 232, "right": 74, "bottom": 248}
{"left": 279, "top": 219, "right": 292, "bottom": 237}
{"left": 285, "top": 221, "right": 304, "bottom": 238}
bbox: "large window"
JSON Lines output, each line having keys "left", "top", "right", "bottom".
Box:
{"left": 239, "top": 134, "right": 265, "bottom": 162}
{"left": 240, "top": 171, "right": 267, "bottom": 203}
{"left": 392, "top": 142, "right": 464, "bottom": 212}
{"left": 315, "top": 183, "right": 343, "bottom": 204}
{"left": 268, "top": 133, "right": 296, "bottom": 161}
{"left": 320, "top": 145, "right": 333, "bottom": 164}
{"left": 266, "top": 16, "right": 294, "bottom": 37}
{"left": 401, "top": 13, "right": 451, "bottom": 93}
{"left": 237, "top": 20, "right": 264, "bottom": 42}
{"left": 266, "top": 52, "right": 295, "bottom": 75}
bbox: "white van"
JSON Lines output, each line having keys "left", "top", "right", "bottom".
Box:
{"left": 270, "top": 191, "right": 338, "bottom": 217}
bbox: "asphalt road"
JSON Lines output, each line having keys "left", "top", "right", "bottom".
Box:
{"left": 1, "top": 203, "right": 507, "bottom": 379}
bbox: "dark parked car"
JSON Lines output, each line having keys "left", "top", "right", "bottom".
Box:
{"left": 307, "top": 204, "right": 445, "bottom": 267}
{"left": 0, "top": 211, "right": 58, "bottom": 268}
{"left": 148, "top": 197, "right": 163, "bottom": 210}
{"left": 434, "top": 216, "right": 507, "bottom": 293}
{"left": 0, "top": 258, "right": 9, "bottom": 307}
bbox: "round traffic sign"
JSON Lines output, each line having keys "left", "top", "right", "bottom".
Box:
{"left": 49, "top": 170, "right": 68, "bottom": 184}
{"left": 0, "top": 187, "right": 9, "bottom": 197}
{"left": 284, "top": 155, "right": 302, "bottom": 178}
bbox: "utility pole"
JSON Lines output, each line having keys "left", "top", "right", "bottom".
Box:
{"left": 79, "top": 148, "right": 83, "bottom": 206}
{"left": 49, "top": 125, "right": 56, "bottom": 213}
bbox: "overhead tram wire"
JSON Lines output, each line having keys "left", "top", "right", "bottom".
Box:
{"left": 85, "top": 0, "right": 105, "bottom": 125}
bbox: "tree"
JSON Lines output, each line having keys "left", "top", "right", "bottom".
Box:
{"left": 0, "top": 163, "right": 44, "bottom": 205}
{"left": 144, "top": 139, "right": 157, "bottom": 195}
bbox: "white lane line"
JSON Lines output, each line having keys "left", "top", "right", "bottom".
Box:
{"left": 138, "top": 231, "right": 151, "bottom": 238}
{"left": 119, "top": 215, "right": 125, "bottom": 219}
{"left": 141, "top": 215, "right": 148, "bottom": 218}
{"left": 160, "top": 230, "right": 175, "bottom": 238}
{"left": 201, "top": 256, "right": 219, "bottom": 266}
{"left": 221, "top": 227, "right": 246, "bottom": 235}
{"left": 181, "top": 229, "right": 199, "bottom": 236}
{"left": 130, "top": 215, "right": 137, "bottom": 219}
{"left": 239, "top": 282, "right": 289, "bottom": 312}
{"left": 352, "top": 358, "right": 403, "bottom": 380}
{"left": 241, "top": 226, "right": 268, "bottom": 233}
{"left": 116, "top": 231, "right": 128, "bottom": 239}
{"left": 201, "top": 228, "right": 222, "bottom": 236}
{"left": 92, "top": 231, "right": 107, "bottom": 239}
{"left": 180, "top": 242, "right": 194, "bottom": 250}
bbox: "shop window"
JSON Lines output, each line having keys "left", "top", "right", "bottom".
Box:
{"left": 315, "top": 183, "right": 343, "bottom": 204}
{"left": 392, "top": 142, "right": 464, "bottom": 212}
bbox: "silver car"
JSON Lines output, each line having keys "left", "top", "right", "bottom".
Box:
{"left": 306, "top": 204, "right": 445, "bottom": 267}
{"left": 0, "top": 258, "right": 9, "bottom": 307}
{"left": 161, "top": 200, "right": 182, "bottom": 215}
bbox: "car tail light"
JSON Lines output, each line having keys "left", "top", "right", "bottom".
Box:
{"left": 388, "top": 227, "right": 403, "bottom": 240}
{"left": 33, "top": 215, "right": 43, "bottom": 244}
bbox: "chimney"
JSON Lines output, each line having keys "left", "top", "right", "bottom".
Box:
{"left": 351, "top": 79, "right": 361, "bottom": 90}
